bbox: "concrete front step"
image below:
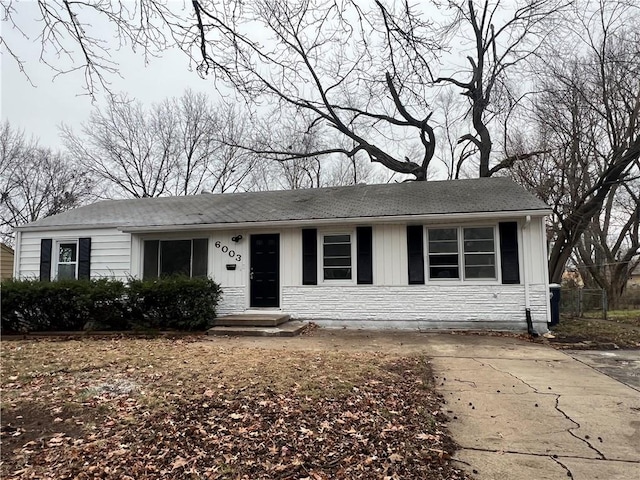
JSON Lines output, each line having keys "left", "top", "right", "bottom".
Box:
{"left": 206, "top": 320, "right": 308, "bottom": 337}
{"left": 214, "top": 313, "right": 290, "bottom": 327}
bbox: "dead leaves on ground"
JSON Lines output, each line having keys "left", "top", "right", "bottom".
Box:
{"left": 1, "top": 338, "right": 470, "bottom": 479}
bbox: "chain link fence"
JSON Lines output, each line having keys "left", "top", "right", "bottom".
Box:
{"left": 560, "top": 287, "right": 607, "bottom": 318}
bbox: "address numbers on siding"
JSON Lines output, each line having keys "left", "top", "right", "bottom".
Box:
{"left": 214, "top": 241, "right": 242, "bottom": 261}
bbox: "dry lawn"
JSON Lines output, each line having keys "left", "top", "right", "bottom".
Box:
{"left": 0, "top": 336, "right": 470, "bottom": 479}
{"left": 550, "top": 310, "right": 640, "bottom": 349}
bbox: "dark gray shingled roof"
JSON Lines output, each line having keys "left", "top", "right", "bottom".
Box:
{"left": 18, "top": 177, "right": 549, "bottom": 231}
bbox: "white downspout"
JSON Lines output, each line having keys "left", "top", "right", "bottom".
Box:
{"left": 523, "top": 215, "right": 531, "bottom": 310}
{"left": 522, "top": 215, "right": 538, "bottom": 335}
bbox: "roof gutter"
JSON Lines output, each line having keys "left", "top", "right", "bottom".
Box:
{"left": 14, "top": 209, "right": 551, "bottom": 234}
{"left": 15, "top": 223, "right": 123, "bottom": 233}
{"left": 118, "top": 209, "right": 551, "bottom": 233}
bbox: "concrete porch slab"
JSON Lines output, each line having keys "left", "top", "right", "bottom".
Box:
{"left": 214, "top": 313, "right": 290, "bottom": 327}
{"left": 206, "top": 320, "right": 307, "bottom": 337}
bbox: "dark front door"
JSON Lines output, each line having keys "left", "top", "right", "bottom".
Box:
{"left": 250, "top": 234, "right": 280, "bottom": 307}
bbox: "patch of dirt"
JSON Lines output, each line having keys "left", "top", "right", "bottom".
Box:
{"left": 1, "top": 403, "right": 102, "bottom": 454}
{"left": 0, "top": 337, "right": 471, "bottom": 480}
{"left": 547, "top": 315, "right": 640, "bottom": 350}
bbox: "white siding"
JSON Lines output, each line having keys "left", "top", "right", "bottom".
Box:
{"left": 526, "top": 217, "right": 548, "bottom": 284}
{"left": 281, "top": 228, "right": 301, "bottom": 286}
{"left": 373, "top": 224, "right": 407, "bottom": 285}
{"left": 282, "top": 283, "right": 548, "bottom": 331}
{"left": 210, "top": 231, "right": 249, "bottom": 287}
{"left": 17, "top": 228, "right": 132, "bottom": 280}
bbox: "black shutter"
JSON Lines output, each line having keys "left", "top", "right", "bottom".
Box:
{"left": 78, "top": 237, "right": 91, "bottom": 280}
{"left": 357, "top": 226, "right": 373, "bottom": 284}
{"left": 143, "top": 240, "right": 160, "bottom": 279}
{"left": 499, "top": 222, "right": 520, "bottom": 284}
{"left": 302, "top": 229, "right": 317, "bottom": 285}
{"left": 39, "top": 239, "right": 53, "bottom": 281}
{"left": 407, "top": 225, "right": 425, "bottom": 284}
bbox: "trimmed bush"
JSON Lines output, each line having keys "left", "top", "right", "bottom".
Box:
{"left": 1, "top": 277, "right": 221, "bottom": 333}
{"left": 127, "top": 277, "right": 222, "bottom": 331}
{"left": 2, "top": 279, "right": 90, "bottom": 332}
{"left": 83, "top": 278, "right": 129, "bottom": 331}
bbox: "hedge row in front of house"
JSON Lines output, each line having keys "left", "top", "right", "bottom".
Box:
{"left": 0, "top": 277, "right": 222, "bottom": 333}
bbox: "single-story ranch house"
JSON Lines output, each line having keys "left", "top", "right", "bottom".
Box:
{"left": 13, "top": 177, "right": 552, "bottom": 332}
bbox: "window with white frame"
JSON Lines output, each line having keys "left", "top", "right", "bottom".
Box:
{"left": 463, "top": 227, "right": 496, "bottom": 279}
{"left": 57, "top": 242, "right": 78, "bottom": 279}
{"left": 322, "top": 234, "right": 352, "bottom": 280}
{"left": 428, "top": 228, "right": 459, "bottom": 279}
{"left": 427, "top": 226, "right": 497, "bottom": 280}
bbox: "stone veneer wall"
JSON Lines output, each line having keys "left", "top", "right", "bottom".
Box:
{"left": 215, "top": 284, "right": 549, "bottom": 331}
{"left": 281, "top": 284, "right": 548, "bottom": 331}
{"left": 216, "top": 286, "right": 247, "bottom": 316}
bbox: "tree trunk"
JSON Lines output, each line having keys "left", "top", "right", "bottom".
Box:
{"left": 475, "top": 114, "right": 492, "bottom": 178}
{"left": 549, "top": 229, "right": 573, "bottom": 283}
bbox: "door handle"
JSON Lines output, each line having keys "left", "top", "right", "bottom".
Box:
{"left": 250, "top": 268, "right": 254, "bottom": 280}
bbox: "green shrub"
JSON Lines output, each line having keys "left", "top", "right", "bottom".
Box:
{"left": 127, "top": 277, "right": 222, "bottom": 331}
{"left": 1, "top": 279, "right": 43, "bottom": 332}
{"left": 83, "top": 278, "right": 129, "bottom": 330}
{"left": 0, "top": 277, "right": 221, "bottom": 333}
{"left": 1, "top": 279, "right": 95, "bottom": 332}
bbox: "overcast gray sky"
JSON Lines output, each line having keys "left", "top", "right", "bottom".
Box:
{"left": 1, "top": 1, "right": 216, "bottom": 149}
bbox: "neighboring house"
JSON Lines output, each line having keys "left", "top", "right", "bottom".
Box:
{"left": 13, "top": 177, "right": 552, "bottom": 331}
{"left": 1, "top": 243, "right": 14, "bottom": 280}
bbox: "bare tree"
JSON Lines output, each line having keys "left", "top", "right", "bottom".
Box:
{"left": 4, "top": 1, "right": 443, "bottom": 178}
{"left": 432, "top": 87, "right": 474, "bottom": 179}
{"left": 325, "top": 153, "right": 388, "bottom": 186}
{"left": 63, "top": 94, "right": 173, "bottom": 198}
{"left": 206, "top": 104, "right": 261, "bottom": 193}
{"left": 575, "top": 182, "right": 640, "bottom": 308}
{"left": 434, "top": 0, "right": 568, "bottom": 177}
{"left": 1, "top": 0, "right": 181, "bottom": 97}
{"left": 246, "top": 113, "right": 387, "bottom": 190}
{"left": 0, "top": 121, "right": 93, "bottom": 244}
{"left": 62, "top": 90, "right": 258, "bottom": 198}
{"left": 5, "top": 1, "right": 574, "bottom": 180}
{"left": 510, "top": 0, "right": 640, "bottom": 283}
{"left": 250, "top": 114, "right": 327, "bottom": 190}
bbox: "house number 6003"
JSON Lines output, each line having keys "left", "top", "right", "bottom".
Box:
{"left": 214, "top": 241, "right": 241, "bottom": 261}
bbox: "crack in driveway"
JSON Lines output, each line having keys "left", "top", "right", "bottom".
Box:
{"left": 550, "top": 456, "right": 574, "bottom": 479}
{"left": 458, "top": 445, "right": 640, "bottom": 463}
{"left": 471, "top": 358, "right": 608, "bottom": 460}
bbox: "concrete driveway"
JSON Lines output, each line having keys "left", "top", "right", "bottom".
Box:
{"left": 565, "top": 349, "right": 640, "bottom": 390}
{"left": 426, "top": 335, "right": 640, "bottom": 480}
{"left": 208, "top": 330, "right": 639, "bottom": 479}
